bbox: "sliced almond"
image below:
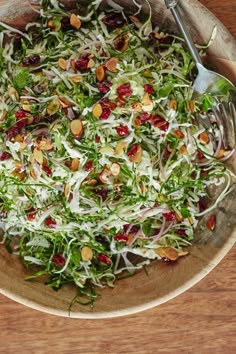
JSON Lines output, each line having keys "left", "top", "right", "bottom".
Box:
{"left": 188, "top": 216, "right": 194, "bottom": 225}
{"left": 48, "top": 19, "right": 61, "bottom": 32}
{"left": 12, "top": 170, "right": 27, "bottom": 181}
{"left": 82, "top": 178, "right": 97, "bottom": 186}
{"left": 114, "top": 35, "right": 129, "bottom": 52}
{"left": 155, "top": 247, "right": 179, "bottom": 261}
{"left": 47, "top": 98, "right": 60, "bottom": 115}
{"left": 69, "top": 75, "right": 83, "bottom": 83}
{"left": 173, "top": 129, "right": 185, "bottom": 139}
{"left": 64, "top": 183, "right": 70, "bottom": 197}
{"left": 198, "top": 131, "right": 209, "bottom": 145}
{"left": 216, "top": 149, "right": 229, "bottom": 159}
{"left": 70, "top": 119, "right": 84, "bottom": 138}
{"left": 96, "top": 65, "right": 105, "bottom": 82}
{"left": 99, "top": 167, "right": 111, "bottom": 184}
{"left": 92, "top": 103, "right": 103, "bottom": 118}
{"left": 39, "top": 139, "right": 53, "bottom": 151}
{"left": 0, "top": 109, "right": 7, "bottom": 121}
{"left": 70, "top": 13, "right": 81, "bottom": 30}
{"left": 110, "top": 162, "right": 120, "bottom": 176}
{"left": 81, "top": 246, "right": 93, "bottom": 261}
{"left": 180, "top": 145, "right": 187, "bottom": 155}
{"left": 141, "top": 93, "right": 154, "bottom": 112}
{"left": 70, "top": 59, "right": 76, "bottom": 71}
{"left": 169, "top": 100, "right": 177, "bottom": 110}
{"left": 99, "top": 146, "right": 114, "bottom": 155}
{"left": 132, "top": 102, "right": 142, "bottom": 113}
{"left": 115, "top": 141, "right": 126, "bottom": 155}
{"left": 178, "top": 250, "right": 189, "bottom": 257}
{"left": 33, "top": 148, "right": 43, "bottom": 165}
{"left": 128, "top": 144, "right": 142, "bottom": 163}
{"left": 133, "top": 116, "right": 141, "bottom": 127}
{"left": 14, "top": 134, "right": 24, "bottom": 143}
{"left": 58, "top": 58, "right": 67, "bottom": 71}
{"left": 87, "top": 58, "right": 95, "bottom": 68}
{"left": 175, "top": 211, "right": 183, "bottom": 222}
{"left": 129, "top": 16, "right": 142, "bottom": 28}
{"left": 187, "top": 100, "right": 195, "bottom": 112}
{"left": 71, "top": 157, "right": 80, "bottom": 171}
{"left": 105, "top": 57, "right": 119, "bottom": 72}
{"left": 58, "top": 96, "right": 73, "bottom": 108}
{"left": 8, "top": 87, "right": 19, "bottom": 101}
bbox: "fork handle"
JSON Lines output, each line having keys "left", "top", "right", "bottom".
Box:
{"left": 165, "top": 0, "right": 203, "bottom": 66}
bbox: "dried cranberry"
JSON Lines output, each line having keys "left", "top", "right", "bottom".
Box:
{"left": 52, "top": 253, "right": 65, "bottom": 266}
{"left": 163, "top": 148, "right": 171, "bottom": 159}
{"left": 13, "top": 33, "right": 22, "bottom": 49}
{"left": 117, "top": 83, "right": 133, "bottom": 98}
{"left": 32, "top": 115, "right": 41, "bottom": 124}
{"left": 138, "top": 112, "right": 151, "bottom": 123}
{"left": 162, "top": 212, "right": 176, "bottom": 221}
{"left": 116, "top": 125, "right": 129, "bottom": 137}
{"left": 61, "top": 16, "right": 72, "bottom": 30}
{"left": 150, "top": 115, "right": 169, "bottom": 131}
{"left": 65, "top": 160, "right": 72, "bottom": 168}
{"left": 45, "top": 216, "right": 57, "bottom": 228}
{"left": 97, "top": 253, "right": 112, "bottom": 265}
{"left": 27, "top": 208, "right": 37, "bottom": 221}
{"left": 144, "top": 84, "right": 155, "bottom": 94}
{"left": 114, "top": 233, "right": 128, "bottom": 242}
{"left": 158, "top": 36, "right": 174, "bottom": 45}
{"left": 102, "top": 14, "right": 126, "bottom": 29}
{"left": 98, "top": 80, "right": 112, "bottom": 94}
{"left": 197, "top": 150, "right": 204, "bottom": 160}
{"left": 176, "top": 229, "right": 186, "bottom": 236}
{"left": 94, "top": 188, "right": 108, "bottom": 202}
{"left": 0, "top": 151, "right": 11, "bottom": 161}
{"left": 95, "top": 135, "right": 100, "bottom": 143}
{"left": 95, "top": 235, "right": 109, "bottom": 245}
{"left": 100, "top": 108, "right": 111, "bottom": 119}
{"left": 199, "top": 197, "right": 208, "bottom": 212}
{"left": 123, "top": 224, "right": 139, "bottom": 234}
{"left": 127, "top": 144, "right": 139, "bottom": 157}
{"left": 22, "top": 54, "right": 40, "bottom": 66}
{"left": 100, "top": 98, "right": 116, "bottom": 110}
{"left": 84, "top": 160, "right": 93, "bottom": 171}
{"left": 6, "top": 127, "right": 20, "bottom": 139}
{"left": 15, "top": 110, "right": 29, "bottom": 128}
{"left": 74, "top": 54, "right": 90, "bottom": 72}
{"left": 42, "top": 165, "right": 52, "bottom": 177}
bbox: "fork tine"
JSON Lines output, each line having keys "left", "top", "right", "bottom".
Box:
{"left": 217, "top": 103, "right": 235, "bottom": 151}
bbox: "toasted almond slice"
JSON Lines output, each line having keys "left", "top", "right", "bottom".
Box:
{"left": 0, "top": 109, "right": 7, "bottom": 121}
{"left": 180, "top": 145, "right": 187, "bottom": 154}
{"left": 169, "top": 99, "right": 177, "bottom": 110}
{"left": 178, "top": 250, "right": 189, "bottom": 257}
{"left": 64, "top": 183, "right": 70, "bottom": 198}
{"left": 198, "top": 131, "right": 210, "bottom": 144}
{"left": 87, "top": 58, "right": 95, "bottom": 68}
{"left": 70, "top": 13, "right": 81, "bottom": 30}
{"left": 12, "top": 170, "right": 27, "bottom": 181}
{"left": 58, "top": 58, "right": 67, "bottom": 71}
{"left": 141, "top": 93, "right": 154, "bottom": 112}
{"left": 114, "top": 35, "right": 129, "bottom": 52}
{"left": 48, "top": 19, "right": 61, "bottom": 32}
{"left": 187, "top": 100, "right": 195, "bottom": 112}
{"left": 58, "top": 96, "right": 73, "bottom": 108}
{"left": 8, "top": 87, "right": 19, "bottom": 101}
{"left": 175, "top": 211, "right": 183, "bottom": 222}
{"left": 110, "top": 162, "right": 120, "bottom": 176}
{"left": 105, "top": 57, "right": 119, "bottom": 72}
{"left": 33, "top": 148, "right": 44, "bottom": 165}
{"left": 81, "top": 246, "right": 93, "bottom": 261}
{"left": 99, "top": 146, "right": 114, "bottom": 155}
{"left": 173, "top": 129, "right": 185, "bottom": 139}
{"left": 39, "top": 139, "right": 53, "bottom": 151}
{"left": 216, "top": 148, "right": 229, "bottom": 159}
{"left": 71, "top": 158, "right": 80, "bottom": 171}
{"left": 132, "top": 102, "right": 142, "bottom": 113}
{"left": 92, "top": 103, "right": 103, "bottom": 118}
{"left": 70, "top": 75, "right": 83, "bottom": 83}
{"left": 96, "top": 65, "right": 105, "bottom": 82}
{"left": 99, "top": 167, "right": 111, "bottom": 184}
{"left": 70, "top": 119, "right": 84, "bottom": 138}
{"left": 14, "top": 134, "right": 24, "bottom": 143}
{"left": 155, "top": 247, "right": 179, "bottom": 261}
{"left": 133, "top": 116, "right": 141, "bottom": 127}
{"left": 47, "top": 98, "right": 60, "bottom": 115}
{"left": 70, "top": 59, "right": 76, "bottom": 71}
{"left": 115, "top": 141, "right": 126, "bottom": 155}
{"left": 188, "top": 216, "right": 194, "bottom": 225}
{"left": 84, "top": 179, "right": 97, "bottom": 186}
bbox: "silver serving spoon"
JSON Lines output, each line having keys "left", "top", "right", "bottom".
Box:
{"left": 165, "top": 0, "right": 235, "bottom": 95}
{"left": 165, "top": 0, "right": 236, "bottom": 150}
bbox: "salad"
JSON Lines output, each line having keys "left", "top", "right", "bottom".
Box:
{"left": 0, "top": 0, "right": 233, "bottom": 305}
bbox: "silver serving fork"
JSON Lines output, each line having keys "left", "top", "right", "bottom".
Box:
{"left": 165, "top": 0, "right": 236, "bottom": 151}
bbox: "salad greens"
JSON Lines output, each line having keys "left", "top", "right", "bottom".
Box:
{"left": 0, "top": 0, "right": 233, "bottom": 305}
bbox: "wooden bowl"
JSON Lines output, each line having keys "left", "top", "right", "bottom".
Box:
{"left": 0, "top": 0, "right": 235, "bottom": 318}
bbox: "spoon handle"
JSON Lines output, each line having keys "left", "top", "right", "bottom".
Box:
{"left": 165, "top": 0, "right": 203, "bottom": 65}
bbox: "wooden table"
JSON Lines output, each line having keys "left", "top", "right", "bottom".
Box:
{"left": 0, "top": 1, "right": 235, "bottom": 353}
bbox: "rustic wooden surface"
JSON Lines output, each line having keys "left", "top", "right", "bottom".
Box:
{"left": 0, "top": 1, "right": 235, "bottom": 353}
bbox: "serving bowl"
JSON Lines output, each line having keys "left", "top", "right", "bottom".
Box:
{"left": 0, "top": 0, "right": 235, "bottom": 318}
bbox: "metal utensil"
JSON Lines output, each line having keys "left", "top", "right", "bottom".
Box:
{"left": 165, "top": 0, "right": 236, "bottom": 150}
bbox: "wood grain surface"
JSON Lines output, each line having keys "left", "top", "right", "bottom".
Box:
{"left": 0, "top": 1, "right": 235, "bottom": 353}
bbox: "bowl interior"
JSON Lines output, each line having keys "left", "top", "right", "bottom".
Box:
{"left": 0, "top": 0, "right": 236, "bottom": 318}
